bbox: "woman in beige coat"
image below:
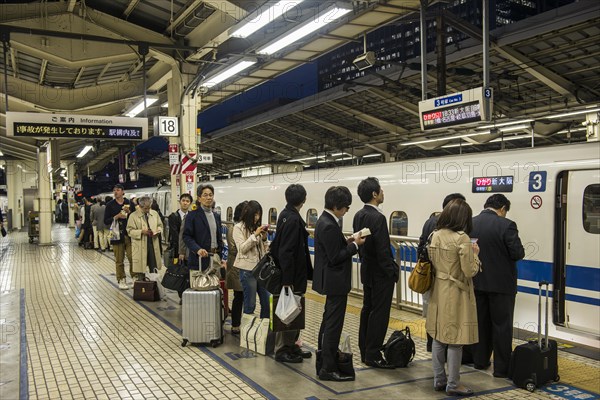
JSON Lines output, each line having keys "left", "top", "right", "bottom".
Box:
{"left": 426, "top": 198, "right": 480, "bottom": 396}
{"left": 126, "top": 196, "right": 163, "bottom": 279}
{"left": 233, "top": 200, "right": 270, "bottom": 318}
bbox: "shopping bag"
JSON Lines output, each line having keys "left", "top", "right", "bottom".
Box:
{"left": 275, "top": 287, "right": 302, "bottom": 325}
{"left": 240, "top": 314, "right": 274, "bottom": 356}
{"left": 109, "top": 219, "right": 121, "bottom": 241}
{"left": 270, "top": 293, "right": 305, "bottom": 332}
{"left": 147, "top": 270, "right": 166, "bottom": 300}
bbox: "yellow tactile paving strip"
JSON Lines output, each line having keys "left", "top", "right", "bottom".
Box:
{"left": 1, "top": 224, "right": 598, "bottom": 400}
{"left": 306, "top": 289, "right": 600, "bottom": 395}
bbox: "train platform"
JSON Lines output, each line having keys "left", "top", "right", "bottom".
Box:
{"left": 1, "top": 224, "right": 599, "bottom": 400}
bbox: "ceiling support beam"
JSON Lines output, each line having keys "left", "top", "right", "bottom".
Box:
{"left": 9, "top": 47, "right": 18, "bottom": 78}
{"left": 266, "top": 121, "right": 329, "bottom": 144}
{"left": 327, "top": 101, "right": 408, "bottom": 136}
{"left": 67, "top": 0, "right": 77, "bottom": 13}
{"left": 443, "top": 10, "right": 577, "bottom": 99}
{"left": 247, "top": 128, "right": 314, "bottom": 154}
{"left": 368, "top": 88, "right": 420, "bottom": 116}
{"left": 236, "top": 135, "right": 289, "bottom": 157}
{"left": 123, "top": 0, "right": 142, "bottom": 18}
{"left": 298, "top": 112, "right": 370, "bottom": 142}
{"left": 166, "top": 0, "right": 205, "bottom": 35}
{"left": 38, "top": 59, "right": 47, "bottom": 85}
{"left": 73, "top": 67, "right": 85, "bottom": 87}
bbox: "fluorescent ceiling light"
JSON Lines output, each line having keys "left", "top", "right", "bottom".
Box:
{"left": 499, "top": 124, "right": 531, "bottom": 132}
{"left": 363, "top": 153, "right": 382, "bottom": 158}
{"left": 258, "top": 4, "right": 352, "bottom": 55}
{"left": 125, "top": 97, "right": 158, "bottom": 118}
{"left": 230, "top": 0, "right": 307, "bottom": 39}
{"left": 547, "top": 107, "right": 600, "bottom": 119}
{"left": 478, "top": 119, "right": 534, "bottom": 129}
{"left": 203, "top": 59, "right": 257, "bottom": 89}
{"left": 76, "top": 145, "right": 94, "bottom": 158}
{"left": 0, "top": 150, "right": 3, "bottom": 156}
{"left": 288, "top": 155, "right": 324, "bottom": 162}
{"left": 161, "top": 102, "right": 168, "bottom": 108}
{"left": 401, "top": 131, "right": 491, "bottom": 146}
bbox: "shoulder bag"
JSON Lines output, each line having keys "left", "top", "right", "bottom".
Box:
{"left": 408, "top": 232, "right": 433, "bottom": 294}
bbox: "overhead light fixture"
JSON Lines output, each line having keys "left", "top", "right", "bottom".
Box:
{"left": 257, "top": 4, "right": 352, "bottom": 55}
{"left": 202, "top": 58, "right": 257, "bottom": 89}
{"left": 0, "top": 150, "right": 3, "bottom": 156}
{"left": 161, "top": 102, "right": 168, "bottom": 108}
{"left": 400, "top": 131, "right": 492, "bottom": 146}
{"left": 125, "top": 97, "right": 158, "bottom": 118}
{"left": 76, "top": 145, "right": 94, "bottom": 158}
{"left": 547, "top": 107, "right": 600, "bottom": 119}
{"left": 230, "top": 0, "right": 307, "bottom": 39}
{"left": 363, "top": 153, "right": 382, "bottom": 158}
{"left": 478, "top": 119, "right": 534, "bottom": 129}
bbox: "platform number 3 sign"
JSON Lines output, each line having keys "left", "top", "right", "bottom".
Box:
{"left": 528, "top": 171, "right": 547, "bottom": 192}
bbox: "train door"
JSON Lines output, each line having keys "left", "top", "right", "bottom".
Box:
{"left": 563, "top": 169, "right": 600, "bottom": 336}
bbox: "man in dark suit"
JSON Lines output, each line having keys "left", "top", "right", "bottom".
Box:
{"left": 470, "top": 194, "right": 525, "bottom": 378}
{"left": 313, "top": 186, "right": 366, "bottom": 382}
{"left": 417, "top": 193, "right": 466, "bottom": 352}
{"left": 167, "top": 193, "right": 193, "bottom": 263}
{"left": 272, "top": 184, "right": 313, "bottom": 364}
{"left": 352, "top": 177, "right": 399, "bottom": 369}
{"left": 182, "top": 184, "right": 224, "bottom": 272}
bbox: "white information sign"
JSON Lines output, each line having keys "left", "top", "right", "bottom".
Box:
{"left": 197, "top": 153, "right": 213, "bottom": 164}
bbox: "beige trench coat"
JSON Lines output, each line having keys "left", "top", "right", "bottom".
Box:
{"left": 127, "top": 209, "right": 163, "bottom": 274}
{"left": 425, "top": 229, "right": 481, "bottom": 345}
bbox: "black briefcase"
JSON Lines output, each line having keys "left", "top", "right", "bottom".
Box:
{"left": 133, "top": 280, "right": 160, "bottom": 301}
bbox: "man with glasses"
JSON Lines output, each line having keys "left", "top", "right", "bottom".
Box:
{"left": 470, "top": 194, "right": 524, "bottom": 378}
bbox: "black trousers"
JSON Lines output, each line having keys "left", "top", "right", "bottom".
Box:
{"left": 473, "top": 290, "right": 516, "bottom": 375}
{"left": 318, "top": 294, "right": 348, "bottom": 373}
{"left": 359, "top": 279, "right": 395, "bottom": 362}
{"left": 231, "top": 290, "right": 243, "bottom": 328}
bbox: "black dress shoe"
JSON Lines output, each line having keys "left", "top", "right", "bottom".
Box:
{"left": 318, "top": 371, "right": 355, "bottom": 382}
{"left": 474, "top": 362, "right": 491, "bottom": 370}
{"left": 275, "top": 353, "right": 303, "bottom": 363}
{"left": 294, "top": 349, "right": 312, "bottom": 359}
{"left": 365, "top": 359, "right": 395, "bottom": 369}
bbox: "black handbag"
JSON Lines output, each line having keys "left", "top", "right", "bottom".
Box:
{"left": 252, "top": 252, "right": 282, "bottom": 294}
{"left": 316, "top": 350, "right": 355, "bottom": 377}
{"left": 161, "top": 262, "right": 189, "bottom": 293}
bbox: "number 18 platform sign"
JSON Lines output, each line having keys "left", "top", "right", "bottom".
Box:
{"left": 6, "top": 111, "right": 148, "bottom": 140}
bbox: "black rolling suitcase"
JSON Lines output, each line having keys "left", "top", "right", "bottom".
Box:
{"left": 509, "top": 281, "right": 559, "bottom": 392}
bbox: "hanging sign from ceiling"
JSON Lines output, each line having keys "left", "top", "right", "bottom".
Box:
{"left": 418, "top": 86, "right": 493, "bottom": 131}
{"left": 5, "top": 112, "right": 148, "bottom": 140}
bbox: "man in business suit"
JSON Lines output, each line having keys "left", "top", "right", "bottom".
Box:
{"left": 470, "top": 194, "right": 525, "bottom": 378}
{"left": 182, "top": 184, "right": 224, "bottom": 272}
{"left": 314, "top": 186, "right": 366, "bottom": 382}
{"left": 167, "top": 193, "right": 193, "bottom": 263}
{"left": 352, "top": 177, "right": 399, "bottom": 369}
{"left": 272, "top": 184, "right": 313, "bottom": 364}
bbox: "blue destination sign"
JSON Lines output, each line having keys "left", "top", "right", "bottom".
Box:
{"left": 435, "top": 94, "right": 463, "bottom": 108}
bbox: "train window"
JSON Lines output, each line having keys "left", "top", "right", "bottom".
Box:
{"left": 306, "top": 208, "right": 318, "bottom": 228}
{"left": 226, "top": 207, "right": 233, "bottom": 222}
{"left": 583, "top": 184, "right": 600, "bottom": 234}
{"left": 269, "top": 208, "right": 277, "bottom": 225}
{"left": 390, "top": 211, "right": 408, "bottom": 236}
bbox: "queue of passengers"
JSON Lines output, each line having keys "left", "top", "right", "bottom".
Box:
{"left": 101, "top": 178, "right": 524, "bottom": 397}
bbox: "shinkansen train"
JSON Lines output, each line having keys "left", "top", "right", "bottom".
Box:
{"left": 99, "top": 142, "right": 600, "bottom": 349}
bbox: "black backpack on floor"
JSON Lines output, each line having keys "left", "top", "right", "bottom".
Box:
{"left": 382, "top": 327, "right": 416, "bottom": 367}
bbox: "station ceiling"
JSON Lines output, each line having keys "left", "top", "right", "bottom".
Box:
{"left": 0, "top": 0, "right": 598, "bottom": 179}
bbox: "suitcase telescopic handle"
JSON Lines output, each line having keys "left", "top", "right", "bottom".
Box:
{"left": 538, "top": 280, "right": 550, "bottom": 348}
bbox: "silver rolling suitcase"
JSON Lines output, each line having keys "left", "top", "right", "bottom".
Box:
{"left": 181, "top": 288, "right": 224, "bottom": 347}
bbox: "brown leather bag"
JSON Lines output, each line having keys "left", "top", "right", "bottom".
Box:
{"left": 133, "top": 279, "right": 160, "bottom": 301}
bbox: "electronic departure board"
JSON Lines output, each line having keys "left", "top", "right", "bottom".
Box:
{"left": 472, "top": 176, "right": 514, "bottom": 193}
{"left": 418, "top": 87, "right": 492, "bottom": 131}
